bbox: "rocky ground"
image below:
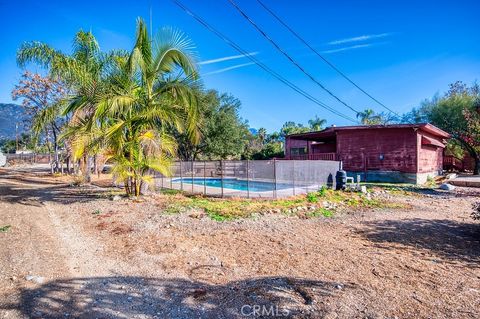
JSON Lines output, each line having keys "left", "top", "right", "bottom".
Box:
{"left": 0, "top": 165, "right": 479, "bottom": 318}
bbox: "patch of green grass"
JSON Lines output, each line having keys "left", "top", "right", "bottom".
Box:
{"left": 0, "top": 225, "right": 11, "bottom": 233}
{"left": 92, "top": 209, "right": 102, "bottom": 215}
{"left": 163, "top": 204, "right": 186, "bottom": 215}
{"left": 320, "top": 208, "right": 334, "bottom": 218}
{"left": 306, "top": 208, "right": 333, "bottom": 218}
{"left": 155, "top": 183, "right": 406, "bottom": 221}
{"left": 207, "top": 210, "right": 234, "bottom": 222}
{"left": 161, "top": 189, "right": 183, "bottom": 195}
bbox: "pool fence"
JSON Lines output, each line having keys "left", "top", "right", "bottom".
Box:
{"left": 154, "top": 159, "right": 342, "bottom": 199}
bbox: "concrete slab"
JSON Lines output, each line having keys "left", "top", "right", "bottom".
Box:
{"left": 449, "top": 175, "right": 480, "bottom": 188}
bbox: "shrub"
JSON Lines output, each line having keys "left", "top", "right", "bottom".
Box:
{"left": 0, "top": 225, "right": 11, "bottom": 233}
{"left": 321, "top": 208, "right": 334, "bottom": 218}
{"left": 318, "top": 186, "right": 327, "bottom": 197}
{"left": 306, "top": 192, "right": 318, "bottom": 203}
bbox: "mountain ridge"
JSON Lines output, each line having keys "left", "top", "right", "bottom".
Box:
{"left": 0, "top": 103, "right": 29, "bottom": 140}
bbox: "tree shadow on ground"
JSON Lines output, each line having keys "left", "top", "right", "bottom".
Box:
{"left": 407, "top": 187, "right": 480, "bottom": 199}
{"left": 356, "top": 218, "right": 480, "bottom": 266}
{"left": 2, "top": 276, "right": 352, "bottom": 318}
{"left": 0, "top": 169, "right": 110, "bottom": 206}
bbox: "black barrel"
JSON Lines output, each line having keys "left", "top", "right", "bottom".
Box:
{"left": 335, "top": 170, "right": 347, "bottom": 190}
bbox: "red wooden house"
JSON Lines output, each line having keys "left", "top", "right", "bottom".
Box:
{"left": 285, "top": 123, "right": 450, "bottom": 183}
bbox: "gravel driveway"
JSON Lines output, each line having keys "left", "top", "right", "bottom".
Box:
{"left": 0, "top": 165, "right": 479, "bottom": 318}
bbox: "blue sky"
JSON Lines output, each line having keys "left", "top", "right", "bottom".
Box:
{"left": 0, "top": 0, "right": 479, "bottom": 132}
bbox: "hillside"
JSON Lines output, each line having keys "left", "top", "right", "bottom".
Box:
{"left": 0, "top": 103, "right": 28, "bottom": 140}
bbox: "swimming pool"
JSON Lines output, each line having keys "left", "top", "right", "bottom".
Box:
{"left": 172, "top": 178, "right": 293, "bottom": 192}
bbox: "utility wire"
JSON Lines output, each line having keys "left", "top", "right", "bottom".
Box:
{"left": 171, "top": 0, "right": 358, "bottom": 123}
{"left": 227, "top": 0, "right": 360, "bottom": 115}
{"left": 255, "top": 0, "right": 399, "bottom": 117}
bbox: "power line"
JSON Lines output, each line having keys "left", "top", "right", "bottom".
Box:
{"left": 171, "top": 0, "right": 358, "bottom": 123}
{"left": 255, "top": 0, "right": 400, "bottom": 117}
{"left": 227, "top": 0, "right": 360, "bottom": 115}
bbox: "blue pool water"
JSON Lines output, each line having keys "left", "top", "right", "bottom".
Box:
{"left": 172, "top": 178, "right": 292, "bottom": 192}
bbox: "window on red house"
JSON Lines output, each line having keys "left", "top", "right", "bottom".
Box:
{"left": 290, "top": 147, "right": 307, "bottom": 156}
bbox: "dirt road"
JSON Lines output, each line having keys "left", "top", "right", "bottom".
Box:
{"left": 0, "top": 165, "right": 479, "bottom": 318}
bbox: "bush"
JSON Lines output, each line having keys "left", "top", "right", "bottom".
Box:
{"left": 306, "top": 192, "right": 318, "bottom": 203}
{"left": 472, "top": 202, "right": 480, "bottom": 221}
{"left": 318, "top": 186, "right": 327, "bottom": 197}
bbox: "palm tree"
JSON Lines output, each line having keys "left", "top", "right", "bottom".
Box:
{"left": 67, "top": 19, "right": 200, "bottom": 196}
{"left": 357, "top": 109, "right": 383, "bottom": 125}
{"left": 17, "top": 30, "right": 118, "bottom": 180}
{"left": 257, "top": 128, "right": 267, "bottom": 145}
{"left": 308, "top": 116, "right": 327, "bottom": 131}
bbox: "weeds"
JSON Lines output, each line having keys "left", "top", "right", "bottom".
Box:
{"left": 320, "top": 208, "right": 333, "bottom": 218}
{"left": 156, "top": 184, "right": 405, "bottom": 221}
{"left": 92, "top": 209, "right": 102, "bottom": 215}
{"left": 306, "top": 208, "right": 333, "bottom": 218}
{"left": 161, "top": 189, "right": 182, "bottom": 195}
{"left": 306, "top": 192, "right": 318, "bottom": 203}
{"left": 318, "top": 186, "right": 327, "bottom": 197}
{"left": 425, "top": 176, "right": 437, "bottom": 188}
{"left": 306, "top": 186, "right": 329, "bottom": 203}
{"left": 0, "top": 225, "right": 11, "bottom": 233}
{"left": 207, "top": 211, "right": 233, "bottom": 222}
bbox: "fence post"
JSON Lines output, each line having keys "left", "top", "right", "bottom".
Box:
{"left": 220, "top": 160, "right": 224, "bottom": 198}
{"left": 191, "top": 160, "right": 194, "bottom": 193}
{"left": 292, "top": 160, "right": 296, "bottom": 196}
{"left": 180, "top": 161, "right": 183, "bottom": 191}
{"left": 273, "top": 159, "right": 277, "bottom": 199}
{"left": 203, "top": 161, "right": 207, "bottom": 195}
{"left": 246, "top": 160, "right": 250, "bottom": 199}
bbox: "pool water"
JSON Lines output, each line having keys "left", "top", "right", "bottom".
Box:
{"left": 172, "top": 178, "right": 292, "bottom": 192}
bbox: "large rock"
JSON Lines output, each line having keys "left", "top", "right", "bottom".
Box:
{"left": 439, "top": 183, "right": 455, "bottom": 191}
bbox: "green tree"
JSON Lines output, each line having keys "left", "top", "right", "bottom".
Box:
{"left": 308, "top": 116, "right": 327, "bottom": 131}
{"left": 18, "top": 19, "right": 200, "bottom": 194}
{"left": 11, "top": 71, "right": 68, "bottom": 172}
{"left": 17, "top": 29, "right": 120, "bottom": 180}
{"left": 418, "top": 81, "right": 480, "bottom": 175}
{"left": 356, "top": 108, "right": 384, "bottom": 125}
{"left": 257, "top": 127, "right": 267, "bottom": 145}
{"left": 71, "top": 19, "right": 200, "bottom": 195}
{"left": 280, "top": 121, "right": 310, "bottom": 139}
{"left": 176, "top": 89, "right": 249, "bottom": 160}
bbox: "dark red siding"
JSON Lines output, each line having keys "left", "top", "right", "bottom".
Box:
{"left": 285, "top": 124, "right": 448, "bottom": 175}
{"left": 337, "top": 128, "right": 418, "bottom": 173}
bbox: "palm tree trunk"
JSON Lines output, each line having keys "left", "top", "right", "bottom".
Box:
{"left": 85, "top": 155, "right": 91, "bottom": 183}
{"left": 474, "top": 157, "right": 480, "bottom": 175}
{"left": 52, "top": 124, "right": 59, "bottom": 174}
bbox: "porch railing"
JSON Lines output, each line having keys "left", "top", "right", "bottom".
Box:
{"left": 287, "top": 153, "right": 338, "bottom": 161}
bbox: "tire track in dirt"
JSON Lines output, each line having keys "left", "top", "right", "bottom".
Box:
{"left": 0, "top": 166, "right": 126, "bottom": 318}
